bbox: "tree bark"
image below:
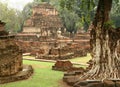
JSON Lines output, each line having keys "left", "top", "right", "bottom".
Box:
{"left": 80, "top": 0, "right": 120, "bottom": 80}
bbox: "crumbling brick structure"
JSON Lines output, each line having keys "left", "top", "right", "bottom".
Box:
{"left": 16, "top": 2, "right": 63, "bottom": 41}
{"left": 0, "top": 20, "right": 33, "bottom": 84}
{"left": 15, "top": 2, "right": 90, "bottom": 60}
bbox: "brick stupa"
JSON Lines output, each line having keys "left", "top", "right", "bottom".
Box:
{"left": 0, "top": 20, "right": 33, "bottom": 84}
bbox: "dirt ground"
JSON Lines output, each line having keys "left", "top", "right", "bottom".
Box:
{"left": 58, "top": 80, "right": 72, "bottom": 87}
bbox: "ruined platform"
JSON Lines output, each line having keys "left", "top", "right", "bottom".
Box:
{"left": 63, "top": 71, "right": 120, "bottom": 87}
{"left": 0, "top": 65, "right": 33, "bottom": 84}
{"left": 52, "top": 60, "right": 73, "bottom": 71}
{"left": 74, "top": 79, "right": 120, "bottom": 87}
{"left": 52, "top": 60, "right": 85, "bottom": 72}
{"left": 63, "top": 59, "right": 120, "bottom": 87}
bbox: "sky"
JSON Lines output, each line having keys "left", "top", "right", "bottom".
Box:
{"left": 0, "top": 0, "right": 33, "bottom": 10}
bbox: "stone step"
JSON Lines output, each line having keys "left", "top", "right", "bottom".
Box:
{"left": 74, "top": 36, "right": 90, "bottom": 39}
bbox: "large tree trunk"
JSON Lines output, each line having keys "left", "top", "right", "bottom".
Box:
{"left": 81, "top": 0, "right": 120, "bottom": 80}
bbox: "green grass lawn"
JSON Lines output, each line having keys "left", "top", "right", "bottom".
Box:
{"left": 23, "top": 53, "right": 92, "bottom": 64}
{"left": 0, "top": 54, "right": 91, "bottom": 87}
{"left": 69, "top": 53, "right": 92, "bottom": 64}
{"left": 0, "top": 60, "right": 66, "bottom": 87}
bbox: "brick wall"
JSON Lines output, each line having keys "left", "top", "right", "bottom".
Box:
{"left": 0, "top": 36, "right": 22, "bottom": 76}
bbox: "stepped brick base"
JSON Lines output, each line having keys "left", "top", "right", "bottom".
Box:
{"left": 0, "top": 65, "right": 33, "bottom": 84}
{"left": 63, "top": 71, "right": 120, "bottom": 87}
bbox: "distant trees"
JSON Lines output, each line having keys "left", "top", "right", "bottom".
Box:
{"left": 111, "top": 1, "right": 120, "bottom": 27}
{"left": 58, "top": 0, "right": 80, "bottom": 38}
{"left": 21, "top": 0, "right": 93, "bottom": 36}
{"left": 0, "top": 1, "right": 37, "bottom": 33}
{"left": 0, "top": 0, "right": 119, "bottom": 34}
{"left": 23, "top": 0, "right": 95, "bottom": 37}
{"left": 59, "top": 0, "right": 96, "bottom": 35}
{"left": 22, "top": 2, "right": 33, "bottom": 21}
{"left": 34, "top": 0, "right": 50, "bottom": 3}
{"left": 0, "top": 2, "right": 26, "bottom": 33}
{"left": 58, "top": 0, "right": 120, "bottom": 34}
{"left": 60, "top": 9, "right": 80, "bottom": 38}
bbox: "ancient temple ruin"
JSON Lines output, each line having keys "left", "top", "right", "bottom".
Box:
{"left": 15, "top": 2, "right": 90, "bottom": 60}
{"left": 17, "top": 2, "right": 63, "bottom": 41}
{"left": 0, "top": 20, "right": 33, "bottom": 84}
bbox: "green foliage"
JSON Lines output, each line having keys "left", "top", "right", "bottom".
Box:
{"left": 34, "top": 0, "right": 42, "bottom": 2}
{"left": 110, "top": 0, "right": 120, "bottom": 27}
{"left": 111, "top": 15, "right": 120, "bottom": 27}
{"left": 34, "top": 0, "right": 50, "bottom": 4}
{"left": 104, "top": 20, "right": 115, "bottom": 29}
{"left": 59, "top": 0, "right": 81, "bottom": 33}
{"left": 58, "top": 0, "right": 120, "bottom": 31}
{"left": 59, "top": 0, "right": 96, "bottom": 32}
{"left": 1, "top": 0, "right": 119, "bottom": 33}
{"left": 0, "top": 2, "right": 22, "bottom": 33}
{"left": 60, "top": 9, "right": 80, "bottom": 34}
{"left": 41, "top": 0, "right": 50, "bottom": 3}
{"left": 22, "top": 2, "right": 33, "bottom": 21}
